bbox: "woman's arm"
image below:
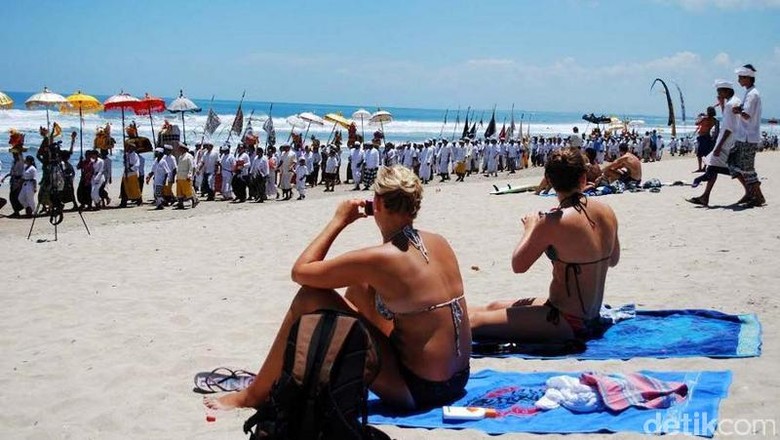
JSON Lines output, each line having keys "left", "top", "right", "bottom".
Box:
{"left": 291, "top": 199, "right": 377, "bottom": 289}
{"left": 511, "top": 212, "right": 551, "bottom": 273}
{"left": 610, "top": 231, "right": 621, "bottom": 267}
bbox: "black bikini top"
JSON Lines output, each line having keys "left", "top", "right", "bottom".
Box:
{"left": 544, "top": 193, "right": 610, "bottom": 315}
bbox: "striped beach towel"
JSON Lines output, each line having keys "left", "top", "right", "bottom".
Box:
{"left": 581, "top": 372, "right": 688, "bottom": 412}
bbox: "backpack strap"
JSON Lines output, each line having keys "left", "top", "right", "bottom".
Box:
{"left": 318, "top": 315, "right": 359, "bottom": 384}
{"left": 292, "top": 313, "right": 326, "bottom": 385}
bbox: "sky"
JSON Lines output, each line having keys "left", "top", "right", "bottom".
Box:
{"left": 1, "top": 0, "right": 778, "bottom": 116}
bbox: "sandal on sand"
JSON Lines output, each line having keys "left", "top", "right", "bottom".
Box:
{"left": 686, "top": 196, "right": 708, "bottom": 206}
{"left": 193, "top": 367, "right": 256, "bottom": 394}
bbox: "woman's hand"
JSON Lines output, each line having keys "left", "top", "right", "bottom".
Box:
{"left": 333, "top": 199, "right": 367, "bottom": 228}
{"left": 521, "top": 211, "right": 542, "bottom": 230}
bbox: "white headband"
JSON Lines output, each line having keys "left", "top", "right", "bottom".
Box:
{"left": 735, "top": 66, "right": 756, "bottom": 77}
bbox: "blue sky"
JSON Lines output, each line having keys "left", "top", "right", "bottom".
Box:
{"left": 1, "top": 0, "right": 778, "bottom": 116}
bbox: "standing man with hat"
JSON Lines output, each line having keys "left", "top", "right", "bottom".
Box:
{"left": 161, "top": 144, "right": 177, "bottom": 205}
{"left": 2, "top": 133, "right": 27, "bottom": 217}
{"left": 687, "top": 80, "right": 740, "bottom": 206}
{"left": 0, "top": 138, "right": 27, "bottom": 218}
{"left": 175, "top": 144, "right": 198, "bottom": 209}
{"left": 730, "top": 64, "right": 766, "bottom": 206}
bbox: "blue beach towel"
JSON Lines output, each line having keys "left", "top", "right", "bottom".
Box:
{"left": 368, "top": 369, "right": 732, "bottom": 438}
{"left": 473, "top": 309, "right": 761, "bottom": 360}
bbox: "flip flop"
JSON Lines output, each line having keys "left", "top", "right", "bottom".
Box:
{"left": 193, "top": 367, "right": 256, "bottom": 394}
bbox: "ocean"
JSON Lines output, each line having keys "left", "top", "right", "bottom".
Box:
{"left": 0, "top": 90, "right": 703, "bottom": 170}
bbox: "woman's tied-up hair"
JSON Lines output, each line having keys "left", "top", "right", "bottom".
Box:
{"left": 545, "top": 147, "right": 587, "bottom": 193}
{"left": 372, "top": 165, "right": 423, "bottom": 219}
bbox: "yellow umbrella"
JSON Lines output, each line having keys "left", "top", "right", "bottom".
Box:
{"left": 63, "top": 91, "right": 103, "bottom": 157}
{"left": 324, "top": 112, "right": 352, "bottom": 144}
{"left": 0, "top": 91, "right": 13, "bottom": 109}
{"left": 324, "top": 112, "right": 352, "bottom": 129}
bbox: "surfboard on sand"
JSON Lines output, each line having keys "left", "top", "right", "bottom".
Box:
{"left": 490, "top": 183, "right": 537, "bottom": 195}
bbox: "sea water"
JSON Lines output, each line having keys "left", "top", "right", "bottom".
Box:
{"left": 0, "top": 90, "right": 709, "bottom": 170}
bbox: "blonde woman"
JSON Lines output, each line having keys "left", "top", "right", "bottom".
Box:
{"left": 206, "top": 165, "right": 470, "bottom": 411}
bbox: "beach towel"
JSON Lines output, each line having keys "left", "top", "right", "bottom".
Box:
{"left": 368, "top": 369, "right": 732, "bottom": 438}
{"left": 581, "top": 373, "right": 688, "bottom": 412}
{"left": 472, "top": 308, "right": 761, "bottom": 360}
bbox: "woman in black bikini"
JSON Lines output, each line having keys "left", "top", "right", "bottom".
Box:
{"left": 470, "top": 147, "right": 620, "bottom": 342}
{"left": 205, "top": 165, "right": 470, "bottom": 412}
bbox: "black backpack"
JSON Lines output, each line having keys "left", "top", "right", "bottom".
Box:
{"left": 243, "top": 310, "right": 391, "bottom": 440}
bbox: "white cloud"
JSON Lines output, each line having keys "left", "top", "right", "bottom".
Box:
{"left": 661, "top": 0, "right": 780, "bottom": 10}
{"left": 466, "top": 58, "right": 516, "bottom": 67}
{"left": 713, "top": 52, "right": 732, "bottom": 66}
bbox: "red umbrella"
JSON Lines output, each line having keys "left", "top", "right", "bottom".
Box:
{"left": 104, "top": 91, "right": 141, "bottom": 179}
{"left": 132, "top": 93, "right": 166, "bottom": 146}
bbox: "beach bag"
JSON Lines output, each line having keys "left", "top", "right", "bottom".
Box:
{"left": 242, "top": 310, "right": 389, "bottom": 440}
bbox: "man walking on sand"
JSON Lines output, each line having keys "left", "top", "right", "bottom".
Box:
{"left": 729, "top": 64, "right": 766, "bottom": 207}
{"left": 687, "top": 80, "right": 740, "bottom": 207}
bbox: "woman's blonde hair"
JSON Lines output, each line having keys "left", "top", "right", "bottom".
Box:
{"left": 371, "top": 165, "right": 423, "bottom": 219}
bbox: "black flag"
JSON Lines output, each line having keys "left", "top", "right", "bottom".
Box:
{"left": 484, "top": 108, "right": 497, "bottom": 139}
{"left": 461, "top": 112, "right": 470, "bottom": 139}
{"left": 469, "top": 121, "right": 477, "bottom": 139}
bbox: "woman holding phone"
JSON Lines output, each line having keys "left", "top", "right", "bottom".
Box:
{"left": 205, "top": 165, "right": 470, "bottom": 412}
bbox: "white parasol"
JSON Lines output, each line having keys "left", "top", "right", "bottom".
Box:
{"left": 167, "top": 90, "right": 201, "bottom": 145}
{"left": 352, "top": 108, "right": 371, "bottom": 142}
{"left": 25, "top": 87, "right": 68, "bottom": 130}
{"left": 298, "top": 112, "right": 324, "bottom": 143}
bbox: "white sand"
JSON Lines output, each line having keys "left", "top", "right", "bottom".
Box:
{"left": 1, "top": 153, "right": 778, "bottom": 439}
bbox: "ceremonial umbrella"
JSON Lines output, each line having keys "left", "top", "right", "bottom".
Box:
{"left": 0, "top": 91, "right": 13, "bottom": 109}
{"left": 285, "top": 114, "right": 307, "bottom": 143}
{"left": 103, "top": 91, "right": 140, "bottom": 178}
{"left": 370, "top": 110, "right": 393, "bottom": 141}
{"left": 352, "top": 108, "right": 371, "bottom": 143}
{"left": 298, "top": 112, "right": 324, "bottom": 144}
{"left": 25, "top": 87, "right": 68, "bottom": 130}
{"left": 62, "top": 91, "right": 103, "bottom": 158}
{"left": 167, "top": 90, "right": 201, "bottom": 145}
{"left": 132, "top": 93, "right": 166, "bottom": 146}
{"left": 324, "top": 112, "right": 351, "bottom": 144}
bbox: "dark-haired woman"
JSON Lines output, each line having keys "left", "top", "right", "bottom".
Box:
{"left": 470, "top": 147, "right": 620, "bottom": 342}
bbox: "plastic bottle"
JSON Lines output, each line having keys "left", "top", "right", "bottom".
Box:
{"left": 442, "top": 406, "right": 498, "bottom": 421}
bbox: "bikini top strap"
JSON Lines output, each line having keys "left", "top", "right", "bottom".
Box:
{"left": 560, "top": 192, "right": 596, "bottom": 228}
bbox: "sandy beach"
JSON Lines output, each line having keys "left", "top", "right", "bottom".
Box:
{"left": 0, "top": 152, "right": 777, "bottom": 439}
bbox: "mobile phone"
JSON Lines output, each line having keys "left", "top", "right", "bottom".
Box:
{"left": 364, "top": 200, "right": 374, "bottom": 216}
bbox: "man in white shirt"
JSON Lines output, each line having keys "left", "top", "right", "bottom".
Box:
{"left": 437, "top": 140, "right": 451, "bottom": 182}
{"left": 193, "top": 144, "right": 205, "bottom": 194}
{"left": 162, "top": 145, "right": 177, "bottom": 205}
{"left": 119, "top": 144, "right": 142, "bottom": 207}
{"left": 175, "top": 144, "right": 198, "bottom": 209}
{"left": 569, "top": 127, "right": 583, "bottom": 149}
{"left": 688, "top": 80, "right": 740, "bottom": 207}
{"left": 219, "top": 145, "right": 235, "bottom": 200}
{"left": 233, "top": 144, "right": 251, "bottom": 203}
{"left": 729, "top": 64, "right": 765, "bottom": 206}
{"left": 361, "top": 141, "right": 380, "bottom": 190}
{"left": 249, "top": 147, "right": 269, "bottom": 203}
{"left": 200, "top": 143, "right": 219, "bottom": 200}
{"left": 419, "top": 141, "right": 433, "bottom": 184}
{"left": 350, "top": 144, "right": 364, "bottom": 190}
{"left": 145, "top": 148, "right": 171, "bottom": 210}
{"left": 90, "top": 150, "right": 106, "bottom": 210}
{"left": 19, "top": 155, "right": 37, "bottom": 217}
